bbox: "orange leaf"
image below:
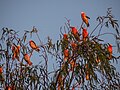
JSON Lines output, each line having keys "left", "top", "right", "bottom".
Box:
{"left": 70, "top": 60, "right": 75, "bottom": 71}
{"left": 58, "top": 84, "right": 60, "bottom": 90}
{"left": 96, "top": 58, "right": 101, "bottom": 63}
{"left": 86, "top": 73, "right": 90, "bottom": 80}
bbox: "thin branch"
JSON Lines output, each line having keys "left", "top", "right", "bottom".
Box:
{"left": 90, "top": 22, "right": 101, "bottom": 37}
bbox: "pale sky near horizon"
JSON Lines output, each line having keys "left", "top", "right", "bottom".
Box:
{"left": 0, "top": 0, "right": 120, "bottom": 72}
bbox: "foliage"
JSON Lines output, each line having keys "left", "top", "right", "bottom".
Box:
{"left": 0, "top": 8, "right": 120, "bottom": 90}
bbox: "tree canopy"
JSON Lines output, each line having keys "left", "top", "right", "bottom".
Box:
{"left": 0, "top": 8, "right": 120, "bottom": 90}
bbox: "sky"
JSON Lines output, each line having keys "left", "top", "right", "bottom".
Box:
{"left": 0, "top": 0, "right": 120, "bottom": 72}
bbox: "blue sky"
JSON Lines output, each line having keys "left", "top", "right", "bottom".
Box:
{"left": 0, "top": 0, "right": 120, "bottom": 40}
{"left": 0, "top": 0, "right": 120, "bottom": 72}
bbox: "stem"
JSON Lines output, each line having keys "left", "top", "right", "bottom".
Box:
{"left": 98, "top": 22, "right": 104, "bottom": 36}
{"left": 35, "top": 31, "right": 49, "bottom": 88}
{"left": 79, "top": 21, "right": 84, "bottom": 34}
{"left": 67, "top": 70, "right": 74, "bottom": 89}
{"left": 98, "top": 19, "right": 110, "bottom": 36}
{"left": 93, "top": 32, "right": 116, "bottom": 40}
{"left": 36, "top": 32, "right": 43, "bottom": 45}
{"left": 90, "top": 22, "right": 101, "bottom": 37}
{"left": 6, "top": 39, "right": 10, "bottom": 86}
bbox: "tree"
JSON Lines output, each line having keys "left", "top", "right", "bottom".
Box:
{"left": 0, "top": 8, "right": 120, "bottom": 90}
